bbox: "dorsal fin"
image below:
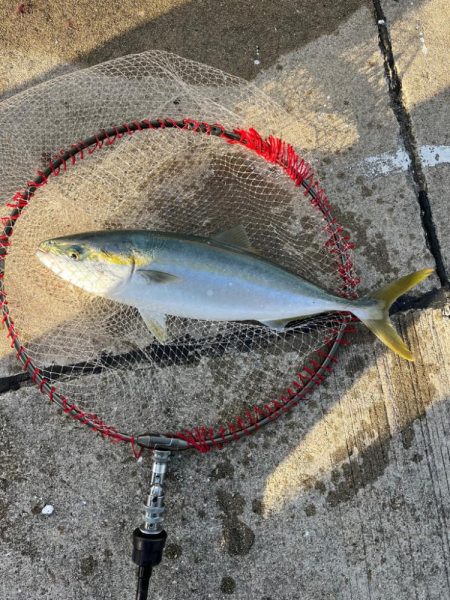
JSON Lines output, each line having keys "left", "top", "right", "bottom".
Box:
{"left": 211, "top": 225, "right": 257, "bottom": 252}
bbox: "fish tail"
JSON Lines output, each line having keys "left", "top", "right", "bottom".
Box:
{"left": 351, "top": 268, "right": 433, "bottom": 361}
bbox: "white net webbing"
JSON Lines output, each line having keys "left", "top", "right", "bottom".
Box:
{"left": 0, "top": 52, "right": 358, "bottom": 442}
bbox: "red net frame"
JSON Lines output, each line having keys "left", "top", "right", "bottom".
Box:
{"left": 0, "top": 118, "right": 359, "bottom": 455}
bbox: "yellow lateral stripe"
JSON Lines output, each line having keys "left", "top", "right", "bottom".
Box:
{"left": 94, "top": 250, "right": 149, "bottom": 266}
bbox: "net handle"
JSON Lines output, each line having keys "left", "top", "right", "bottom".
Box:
{"left": 0, "top": 118, "right": 358, "bottom": 454}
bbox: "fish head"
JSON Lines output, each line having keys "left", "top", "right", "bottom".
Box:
{"left": 36, "top": 232, "right": 137, "bottom": 296}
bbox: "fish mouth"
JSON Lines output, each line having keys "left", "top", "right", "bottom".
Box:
{"left": 35, "top": 247, "right": 50, "bottom": 265}
{"left": 36, "top": 247, "right": 49, "bottom": 261}
{"left": 35, "top": 245, "right": 68, "bottom": 277}
{"left": 36, "top": 248, "right": 56, "bottom": 272}
{"left": 36, "top": 239, "right": 65, "bottom": 267}
{"left": 37, "top": 239, "right": 54, "bottom": 254}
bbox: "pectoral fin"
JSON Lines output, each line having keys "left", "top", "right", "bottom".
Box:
{"left": 261, "top": 318, "right": 292, "bottom": 332}
{"left": 137, "top": 269, "right": 179, "bottom": 284}
{"left": 139, "top": 308, "right": 168, "bottom": 343}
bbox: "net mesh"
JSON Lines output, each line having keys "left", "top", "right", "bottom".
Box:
{"left": 0, "top": 51, "right": 359, "bottom": 447}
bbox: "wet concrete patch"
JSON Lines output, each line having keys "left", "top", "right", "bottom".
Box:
{"left": 326, "top": 436, "right": 391, "bottom": 507}
{"left": 210, "top": 460, "right": 235, "bottom": 481}
{"left": 220, "top": 575, "right": 237, "bottom": 594}
{"left": 216, "top": 489, "right": 255, "bottom": 556}
{"left": 165, "top": 542, "right": 183, "bottom": 559}
{"left": 80, "top": 555, "right": 98, "bottom": 578}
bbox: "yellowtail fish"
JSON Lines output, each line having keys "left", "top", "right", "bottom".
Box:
{"left": 36, "top": 226, "right": 432, "bottom": 360}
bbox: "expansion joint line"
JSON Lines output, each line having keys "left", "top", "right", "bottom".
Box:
{"left": 372, "top": 0, "right": 449, "bottom": 289}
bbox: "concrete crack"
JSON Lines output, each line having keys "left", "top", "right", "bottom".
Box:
{"left": 372, "top": 0, "right": 449, "bottom": 288}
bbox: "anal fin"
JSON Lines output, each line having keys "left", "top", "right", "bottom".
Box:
{"left": 261, "top": 318, "right": 292, "bottom": 332}
{"left": 139, "top": 308, "right": 168, "bottom": 343}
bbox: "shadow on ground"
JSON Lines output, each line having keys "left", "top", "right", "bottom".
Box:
{"left": 1, "top": 0, "right": 367, "bottom": 100}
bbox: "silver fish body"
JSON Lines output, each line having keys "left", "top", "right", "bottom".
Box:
{"left": 36, "top": 227, "right": 433, "bottom": 359}
{"left": 108, "top": 233, "right": 344, "bottom": 321}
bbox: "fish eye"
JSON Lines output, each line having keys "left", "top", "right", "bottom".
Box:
{"left": 68, "top": 247, "right": 82, "bottom": 261}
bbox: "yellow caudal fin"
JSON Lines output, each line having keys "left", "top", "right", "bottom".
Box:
{"left": 362, "top": 318, "right": 414, "bottom": 361}
{"left": 354, "top": 268, "right": 434, "bottom": 361}
{"left": 371, "top": 268, "right": 434, "bottom": 308}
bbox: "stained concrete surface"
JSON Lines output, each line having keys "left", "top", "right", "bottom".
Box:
{"left": 1, "top": 1, "right": 450, "bottom": 600}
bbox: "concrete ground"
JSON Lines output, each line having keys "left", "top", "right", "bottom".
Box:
{"left": 0, "top": 1, "right": 449, "bottom": 599}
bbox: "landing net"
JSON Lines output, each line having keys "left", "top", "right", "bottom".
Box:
{"left": 0, "top": 52, "right": 359, "bottom": 453}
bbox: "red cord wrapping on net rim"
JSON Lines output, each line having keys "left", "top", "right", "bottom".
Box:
{"left": 0, "top": 118, "right": 359, "bottom": 455}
